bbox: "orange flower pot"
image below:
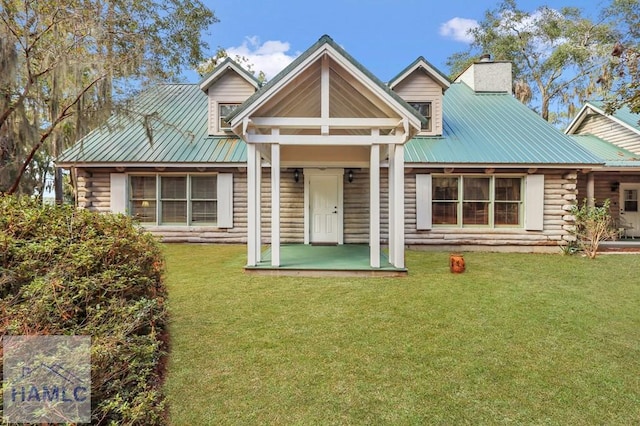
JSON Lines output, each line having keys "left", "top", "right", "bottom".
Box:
{"left": 449, "top": 253, "right": 465, "bottom": 273}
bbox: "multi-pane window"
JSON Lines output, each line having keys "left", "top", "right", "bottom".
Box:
{"left": 129, "top": 175, "right": 217, "bottom": 225}
{"left": 409, "top": 101, "right": 432, "bottom": 131}
{"left": 161, "top": 176, "right": 188, "bottom": 224}
{"left": 494, "top": 178, "right": 522, "bottom": 225}
{"left": 190, "top": 176, "right": 217, "bottom": 223}
{"left": 624, "top": 189, "right": 638, "bottom": 212}
{"left": 130, "top": 176, "right": 157, "bottom": 223}
{"left": 218, "top": 103, "right": 240, "bottom": 131}
{"left": 432, "top": 175, "right": 523, "bottom": 227}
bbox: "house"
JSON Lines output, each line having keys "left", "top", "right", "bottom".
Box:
{"left": 57, "top": 35, "right": 605, "bottom": 273}
{"left": 566, "top": 101, "right": 640, "bottom": 238}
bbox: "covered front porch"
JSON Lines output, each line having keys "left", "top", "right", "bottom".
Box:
{"left": 244, "top": 244, "right": 407, "bottom": 277}
{"left": 227, "top": 37, "right": 424, "bottom": 273}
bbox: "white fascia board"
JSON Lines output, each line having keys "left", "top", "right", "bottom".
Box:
{"left": 564, "top": 103, "right": 593, "bottom": 135}
{"left": 55, "top": 162, "right": 247, "bottom": 168}
{"left": 403, "top": 162, "right": 603, "bottom": 169}
{"left": 249, "top": 117, "right": 403, "bottom": 129}
{"left": 323, "top": 44, "right": 422, "bottom": 131}
{"left": 230, "top": 43, "right": 422, "bottom": 134}
{"left": 229, "top": 48, "right": 329, "bottom": 130}
{"left": 388, "top": 60, "right": 450, "bottom": 90}
{"left": 579, "top": 102, "right": 640, "bottom": 137}
{"left": 244, "top": 134, "right": 406, "bottom": 145}
{"left": 199, "top": 62, "right": 260, "bottom": 92}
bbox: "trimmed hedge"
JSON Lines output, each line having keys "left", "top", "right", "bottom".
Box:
{"left": 0, "top": 196, "right": 168, "bottom": 425}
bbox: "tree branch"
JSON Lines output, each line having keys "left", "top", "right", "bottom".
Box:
{"left": 6, "top": 74, "right": 107, "bottom": 195}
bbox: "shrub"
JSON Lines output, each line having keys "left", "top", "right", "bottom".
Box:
{"left": 569, "top": 198, "right": 618, "bottom": 259}
{"left": 0, "top": 195, "right": 168, "bottom": 425}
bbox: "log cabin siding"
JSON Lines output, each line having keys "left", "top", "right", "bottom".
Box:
{"left": 208, "top": 73, "right": 256, "bottom": 135}
{"left": 76, "top": 167, "right": 249, "bottom": 243}
{"left": 404, "top": 169, "right": 578, "bottom": 251}
{"left": 77, "top": 170, "right": 112, "bottom": 212}
{"left": 143, "top": 170, "right": 249, "bottom": 243}
{"left": 392, "top": 71, "right": 443, "bottom": 135}
{"left": 76, "top": 166, "right": 579, "bottom": 251}
{"left": 575, "top": 113, "right": 640, "bottom": 155}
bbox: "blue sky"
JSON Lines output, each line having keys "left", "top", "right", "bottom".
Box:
{"left": 189, "top": 0, "right": 605, "bottom": 82}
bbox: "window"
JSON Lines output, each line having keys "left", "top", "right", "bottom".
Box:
{"left": 129, "top": 174, "right": 218, "bottom": 225}
{"left": 190, "top": 175, "right": 217, "bottom": 223}
{"left": 624, "top": 189, "right": 638, "bottom": 212}
{"left": 432, "top": 175, "right": 523, "bottom": 227}
{"left": 218, "top": 103, "right": 240, "bottom": 131}
{"left": 130, "top": 176, "right": 157, "bottom": 223}
{"left": 409, "top": 102, "right": 432, "bottom": 131}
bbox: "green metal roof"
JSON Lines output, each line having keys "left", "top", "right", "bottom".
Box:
{"left": 405, "top": 83, "right": 603, "bottom": 165}
{"left": 570, "top": 134, "right": 640, "bottom": 168}
{"left": 59, "top": 65, "right": 602, "bottom": 168}
{"left": 588, "top": 101, "right": 640, "bottom": 134}
{"left": 58, "top": 84, "right": 246, "bottom": 165}
{"left": 226, "top": 34, "right": 427, "bottom": 128}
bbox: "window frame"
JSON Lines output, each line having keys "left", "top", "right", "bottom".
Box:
{"left": 128, "top": 173, "right": 218, "bottom": 226}
{"left": 408, "top": 101, "right": 432, "bottom": 132}
{"left": 218, "top": 103, "right": 241, "bottom": 131}
{"left": 431, "top": 174, "right": 524, "bottom": 228}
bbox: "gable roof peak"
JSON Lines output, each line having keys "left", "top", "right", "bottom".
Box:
{"left": 226, "top": 34, "right": 426, "bottom": 135}
{"left": 388, "top": 56, "right": 451, "bottom": 91}
{"left": 198, "top": 56, "right": 261, "bottom": 92}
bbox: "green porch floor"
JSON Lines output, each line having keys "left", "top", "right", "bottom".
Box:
{"left": 245, "top": 244, "right": 407, "bottom": 276}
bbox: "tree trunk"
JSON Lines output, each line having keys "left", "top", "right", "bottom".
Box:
{"left": 541, "top": 95, "right": 550, "bottom": 122}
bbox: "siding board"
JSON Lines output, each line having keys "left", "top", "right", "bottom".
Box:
{"left": 78, "top": 166, "right": 579, "bottom": 251}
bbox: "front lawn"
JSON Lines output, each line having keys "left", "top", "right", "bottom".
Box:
{"left": 163, "top": 245, "right": 640, "bottom": 425}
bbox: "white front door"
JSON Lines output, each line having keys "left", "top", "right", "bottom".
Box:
{"left": 307, "top": 171, "right": 343, "bottom": 244}
{"left": 620, "top": 184, "right": 640, "bottom": 237}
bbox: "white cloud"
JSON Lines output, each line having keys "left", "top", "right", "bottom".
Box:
{"left": 225, "top": 37, "right": 298, "bottom": 80}
{"left": 439, "top": 17, "right": 479, "bottom": 43}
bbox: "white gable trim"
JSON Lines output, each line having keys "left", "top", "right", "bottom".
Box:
{"left": 565, "top": 103, "right": 596, "bottom": 135}
{"left": 565, "top": 102, "right": 640, "bottom": 136}
{"left": 229, "top": 44, "right": 423, "bottom": 137}
{"left": 199, "top": 60, "right": 260, "bottom": 92}
{"left": 388, "top": 59, "right": 450, "bottom": 90}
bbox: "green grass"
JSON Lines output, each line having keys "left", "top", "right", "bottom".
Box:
{"left": 163, "top": 245, "right": 640, "bottom": 425}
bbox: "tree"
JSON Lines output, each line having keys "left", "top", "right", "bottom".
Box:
{"left": 197, "top": 47, "right": 267, "bottom": 83}
{"left": 0, "top": 0, "right": 217, "bottom": 198}
{"left": 446, "top": 0, "right": 617, "bottom": 124}
{"left": 569, "top": 199, "right": 618, "bottom": 259}
{"left": 601, "top": 0, "right": 640, "bottom": 115}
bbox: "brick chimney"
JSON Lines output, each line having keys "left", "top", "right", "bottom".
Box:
{"left": 454, "top": 54, "right": 513, "bottom": 94}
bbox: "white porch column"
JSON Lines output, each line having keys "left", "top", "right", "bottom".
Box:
{"left": 271, "top": 143, "right": 281, "bottom": 266}
{"left": 387, "top": 145, "right": 395, "bottom": 263}
{"left": 247, "top": 144, "right": 258, "bottom": 266}
{"left": 391, "top": 144, "right": 405, "bottom": 268}
{"left": 587, "top": 173, "right": 595, "bottom": 208}
{"left": 370, "top": 144, "right": 380, "bottom": 268}
{"left": 255, "top": 146, "right": 262, "bottom": 263}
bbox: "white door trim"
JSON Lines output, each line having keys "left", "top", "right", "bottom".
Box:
{"left": 619, "top": 183, "right": 640, "bottom": 238}
{"left": 304, "top": 168, "right": 344, "bottom": 245}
